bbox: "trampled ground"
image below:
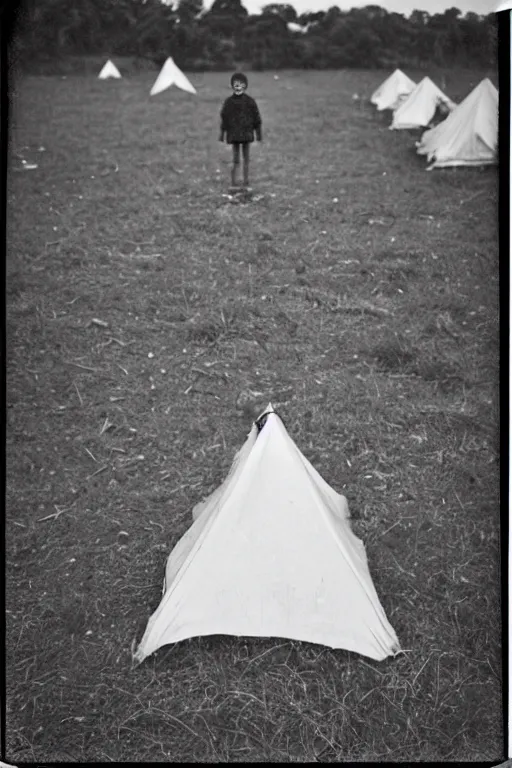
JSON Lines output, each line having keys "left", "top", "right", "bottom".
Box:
{"left": 6, "top": 66, "right": 501, "bottom": 762}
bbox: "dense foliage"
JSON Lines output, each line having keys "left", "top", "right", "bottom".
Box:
{"left": 9, "top": 0, "right": 496, "bottom": 72}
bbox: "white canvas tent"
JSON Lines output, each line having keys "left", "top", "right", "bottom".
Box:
{"left": 150, "top": 57, "right": 197, "bottom": 95}
{"left": 370, "top": 69, "right": 416, "bottom": 111}
{"left": 98, "top": 60, "right": 121, "bottom": 79}
{"left": 390, "top": 76, "right": 455, "bottom": 130}
{"left": 134, "top": 405, "right": 401, "bottom": 664}
{"left": 416, "top": 78, "right": 498, "bottom": 169}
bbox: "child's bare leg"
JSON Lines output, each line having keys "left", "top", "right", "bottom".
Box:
{"left": 231, "top": 143, "right": 240, "bottom": 187}
{"left": 242, "top": 143, "right": 250, "bottom": 188}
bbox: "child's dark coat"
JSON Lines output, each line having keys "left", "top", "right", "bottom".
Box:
{"left": 220, "top": 93, "right": 262, "bottom": 144}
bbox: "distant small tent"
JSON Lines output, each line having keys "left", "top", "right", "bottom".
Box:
{"left": 134, "top": 404, "right": 401, "bottom": 664}
{"left": 150, "top": 57, "right": 197, "bottom": 96}
{"left": 98, "top": 60, "right": 121, "bottom": 79}
{"left": 370, "top": 69, "right": 416, "bottom": 111}
{"left": 416, "top": 78, "right": 498, "bottom": 169}
{"left": 390, "top": 77, "right": 455, "bottom": 130}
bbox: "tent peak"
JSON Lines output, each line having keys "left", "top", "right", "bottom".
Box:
{"left": 256, "top": 402, "right": 275, "bottom": 420}
{"left": 255, "top": 403, "right": 276, "bottom": 432}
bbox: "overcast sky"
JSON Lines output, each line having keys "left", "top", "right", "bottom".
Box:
{"left": 206, "top": 0, "right": 496, "bottom": 16}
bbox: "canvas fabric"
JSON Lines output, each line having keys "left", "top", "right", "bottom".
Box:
{"left": 150, "top": 57, "right": 197, "bottom": 95}
{"left": 390, "top": 77, "right": 455, "bottom": 130}
{"left": 370, "top": 69, "right": 416, "bottom": 111}
{"left": 98, "top": 60, "right": 121, "bottom": 79}
{"left": 135, "top": 406, "right": 400, "bottom": 664}
{"left": 416, "top": 78, "right": 498, "bottom": 168}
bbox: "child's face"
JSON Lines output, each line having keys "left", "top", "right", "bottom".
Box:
{"left": 232, "top": 80, "right": 246, "bottom": 96}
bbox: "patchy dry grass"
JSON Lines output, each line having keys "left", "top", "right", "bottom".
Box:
{"left": 6, "top": 67, "right": 501, "bottom": 762}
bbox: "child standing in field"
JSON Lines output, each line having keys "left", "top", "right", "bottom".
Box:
{"left": 219, "top": 72, "right": 262, "bottom": 191}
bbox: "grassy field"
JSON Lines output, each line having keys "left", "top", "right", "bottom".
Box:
{"left": 6, "top": 66, "right": 501, "bottom": 762}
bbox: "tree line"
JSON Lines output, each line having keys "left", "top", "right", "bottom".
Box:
{"left": 9, "top": 0, "right": 496, "bottom": 73}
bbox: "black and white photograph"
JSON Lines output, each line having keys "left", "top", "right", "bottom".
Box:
{"left": 4, "top": 0, "right": 503, "bottom": 762}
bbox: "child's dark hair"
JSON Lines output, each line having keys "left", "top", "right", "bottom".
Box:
{"left": 231, "top": 72, "right": 248, "bottom": 87}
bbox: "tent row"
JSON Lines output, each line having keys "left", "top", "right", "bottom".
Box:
{"left": 370, "top": 69, "right": 498, "bottom": 169}
{"left": 98, "top": 58, "right": 197, "bottom": 95}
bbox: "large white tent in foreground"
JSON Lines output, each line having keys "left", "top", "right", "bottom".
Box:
{"left": 98, "top": 60, "right": 121, "bottom": 79}
{"left": 150, "top": 57, "right": 197, "bottom": 95}
{"left": 390, "top": 76, "right": 455, "bottom": 130}
{"left": 370, "top": 68, "right": 416, "bottom": 111}
{"left": 135, "top": 405, "right": 401, "bottom": 664}
{"left": 416, "top": 78, "right": 498, "bottom": 169}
